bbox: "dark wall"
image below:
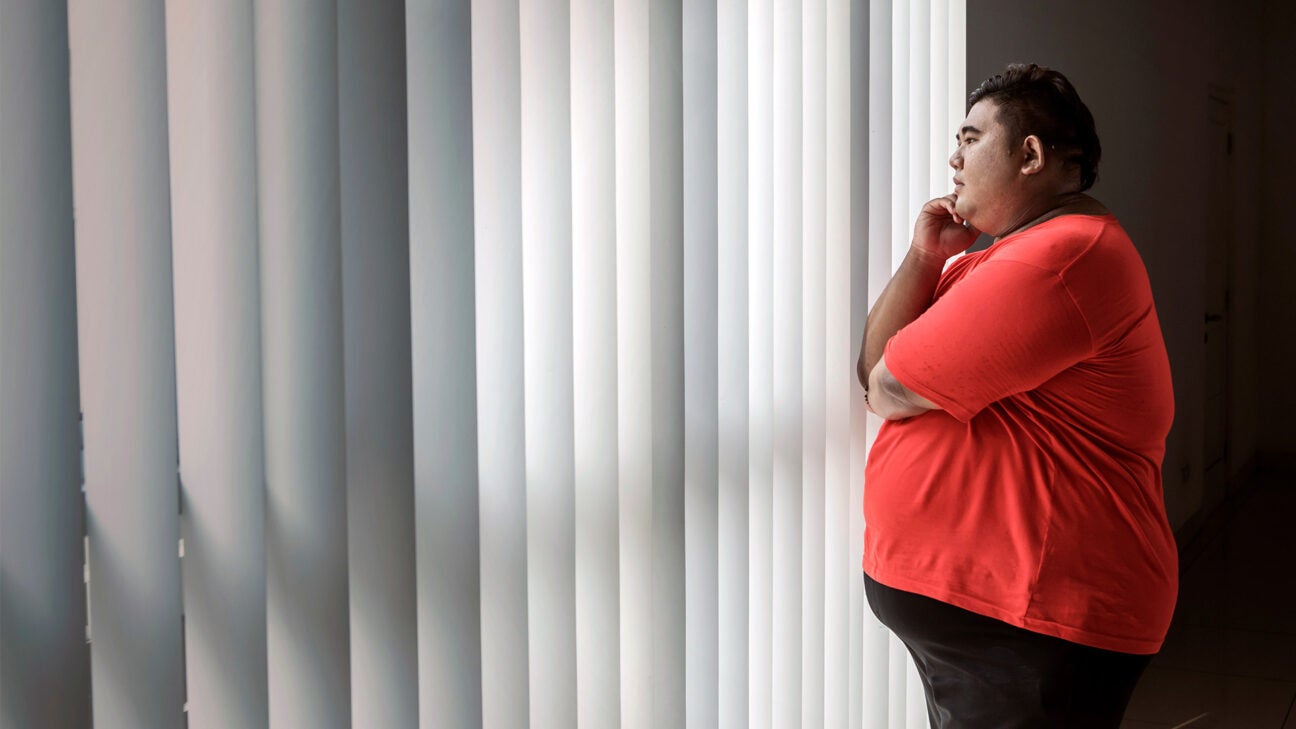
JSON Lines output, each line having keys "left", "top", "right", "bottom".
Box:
{"left": 1258, "top": 0, "right": 1296, "bottom": 461}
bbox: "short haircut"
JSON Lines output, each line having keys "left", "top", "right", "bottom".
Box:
{"left": 968, "top": 63, "right": 1102, "bottom": 192}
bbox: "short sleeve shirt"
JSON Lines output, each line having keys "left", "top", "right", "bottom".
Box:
{"left": 863, "top": 213, "right": 1178, "bottom": 655}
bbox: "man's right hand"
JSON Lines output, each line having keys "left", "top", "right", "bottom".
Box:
{"left": 860, "top": 193, "right": 982, "bottom": 389}
{"left": 912, "top": 193, "right": 981, "bottom": 261}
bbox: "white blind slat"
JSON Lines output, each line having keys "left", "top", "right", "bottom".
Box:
{"left": 68, "top": 1, "right": 185, "bottom": 725}
{"left": 747, "top": 0, "right": 775, "bottom": 724}
{"left": 889, "top": 0, "right": 910, "bottom": 272}
{"left": 829, "top": 0, "right": 860, "bottom": 716}
{"left": 929, "top": 0, "right": 951, "bottom": 200}
{"left": 716, "top": 0, "right": 751, "bottom": 726}
{"left": 824, "top": 0, "right": 855, "bottom": 724}
{"left": 649, "top": 1, "right": 687, "bottom": 724}
{"left": 907, "top": 0, "right": 932, "bottom": 238}
{"left": 684, "top": 0, "right": 721, "bottom": 724}
{"left": 0, "top": 2, "right": 90, "bottom": 725}
{"left": 571, "top": 0, "right": 623, "bottom": 723}
{"left": 520, "top": 0, "right": 578, "bottom": 723}
{"left": 469, "top": 0, "right": 531, "bottom": 726}
{"left": 772, "top": 0, "right": 805, "bottom": 725}
{"left": 255, "top": 2, "right": 351, "bottom": 725}
{"left": 407, "top": 2, "right": 484, "bottom": 726}
{"left": 338, "top": 0, "right": 418, "bottom": 726}
{"left": 615, "top": 0, "right": 655, "bottom": 724}
{"left": 800, "top": 0, "right": 829, "bottom": 724}
{"left": 165, "top": 2, "right": 268, "bottom": 726}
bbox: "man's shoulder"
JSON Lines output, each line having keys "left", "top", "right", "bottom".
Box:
{"left": 993, "top": 214, "right": 1132, "bottom": 274}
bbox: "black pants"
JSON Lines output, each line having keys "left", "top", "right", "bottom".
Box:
{"left": 865, "top": 573, "right": 1153, "bottom": 729}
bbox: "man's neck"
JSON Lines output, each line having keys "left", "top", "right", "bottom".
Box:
{"left": 994, "top": 191, "right": 1104, "bottom": 241}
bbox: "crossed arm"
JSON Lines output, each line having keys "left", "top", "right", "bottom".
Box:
{"left": 857, "top": 245, "right": 945, "bottom": 421}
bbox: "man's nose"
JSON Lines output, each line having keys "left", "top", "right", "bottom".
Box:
{"left": 949, "top": 148, "right": 961, "bottom": 169}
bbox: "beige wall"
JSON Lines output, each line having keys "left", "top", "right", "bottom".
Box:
{"left": 966, "top": 0, "right": 1282, "bottom": 530}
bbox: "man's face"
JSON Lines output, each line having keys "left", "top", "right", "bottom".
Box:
{"left": 949, "top": 99, "right": 1024, "bottom": 234}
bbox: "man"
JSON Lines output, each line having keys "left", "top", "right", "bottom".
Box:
{"left": 857, "top": 63, "right": 1177, "bottom": 728}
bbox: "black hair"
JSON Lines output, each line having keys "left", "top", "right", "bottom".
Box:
{"left": 968, "top": 63, "right": 1102, "bottom": 191}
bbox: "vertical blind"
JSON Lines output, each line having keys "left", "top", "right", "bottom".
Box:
{"left": 0, "top": 0, "right": 964, "bottom": 727}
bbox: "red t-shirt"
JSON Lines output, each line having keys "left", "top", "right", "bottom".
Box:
{"left": 863, "top": 213, "right": 1178, "bottom": 655}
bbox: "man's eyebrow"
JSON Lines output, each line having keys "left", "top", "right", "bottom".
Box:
{"left": 956, "top": 125, "right": 982, "bottom": 140}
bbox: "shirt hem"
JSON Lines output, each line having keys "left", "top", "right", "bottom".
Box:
{"left": 862, "top": 562, "right": 1164, "bottom": 655}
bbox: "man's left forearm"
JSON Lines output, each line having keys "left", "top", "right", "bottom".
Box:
{"left": 867, "top": 355, "right": 938, "bottom": 420}
{"left": 856, "top": 245, "right": 946, "bottom": 389}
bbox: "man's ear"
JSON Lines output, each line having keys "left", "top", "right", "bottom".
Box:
{"left": 1019, "top": 134, "right": 1046, "bottom": 176}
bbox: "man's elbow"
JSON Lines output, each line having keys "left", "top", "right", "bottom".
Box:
{"left": 869, "top": 393, "right": 912, "bottom": 421}
{"left": 869, "top": 364, "right": 932, "bottom": 420}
